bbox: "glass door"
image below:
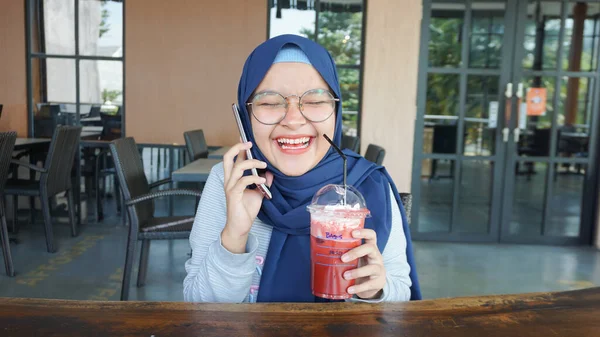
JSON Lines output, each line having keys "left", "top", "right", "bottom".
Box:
{"left": 412, "top": 0, "right": 518, "bottom": 242}
{"left": 500, "top": 0, "right": 599, "bottom": 244}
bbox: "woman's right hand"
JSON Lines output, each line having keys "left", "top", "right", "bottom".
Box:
{"left": 221, "top": 142, "right": 273, "bottom": 253}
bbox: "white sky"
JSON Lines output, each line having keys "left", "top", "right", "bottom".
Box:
{"left": 97, "top": 1, "right": 122, "bottom": 47}
{"left": 269, "top": 8, "right": 315, "bottom": 38}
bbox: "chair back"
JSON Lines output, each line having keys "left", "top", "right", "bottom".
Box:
{"left": 88, "top": 105, "right": 101, "bottom": 118}
{"left": 41, "top": 125, "right": 82, "bottom": 196}
{"left": 364, "top": 144, "right": 386, "bottom": 165}
{"left": 342, "top": 135, "right": 360, "bottom": 152}
{"left": 0, "top": 132, "right": 17, "bottom": 196}
{"left": 109, "top": 137, "right": 154, "bottom": 226}
{"left": 184, "top": 129, "right": 209, "bottom": 161}
{"left": 399, "top": 193, "right": 412, "bottom": 226}
{"left": 531, "top": 128, "right": 551, "bottom": 156}
{"left": 397, "top": 191, "right": 421, "bottom": 300}
{"left": 432, "top": 124, "right": 457, "bottom": 154}
{"left": 34, "top": 104, "right": 63, "bottom": 138}
{"left": 100, "top": 112, "right": 122, "bottom": 141}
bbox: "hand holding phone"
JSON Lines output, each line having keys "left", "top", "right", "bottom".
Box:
{"left": 231, "top": 103, "right": 272, "bottom": 200}
{"left": 220, "top": 104, "right": 273, "bottom": 253}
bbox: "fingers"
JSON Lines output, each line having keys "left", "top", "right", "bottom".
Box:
{"left": 226, "top": 159, "right": 268, "bottom": 191}
{"left": 230, "top": 175, "right": 267, "bottom": 195}
{"left": 351, "top": 228, "right": 377, "bottom": 245}
{"left": 264, "top": 170, "right": 274, "bottom": 187}
{"left": 341, "top": 242, "right": 380, "bottom": 264}
{"left": 223, "top": 142, "right": 251, "bottom": 184}
{"left": 343, "top": 264, "right": 383, "bottom": 281}
{"left": 347, "top": 278, "right": 385, "bottom": 296}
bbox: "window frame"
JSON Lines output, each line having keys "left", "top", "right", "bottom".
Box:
{"left": 266, "top": 0, "right": 367, "bottom": 138}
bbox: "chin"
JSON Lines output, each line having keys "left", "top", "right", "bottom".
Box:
{"left": 277, "top": 164, "right": 313, "bottom": 177}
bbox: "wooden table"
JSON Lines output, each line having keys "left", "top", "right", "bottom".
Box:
{"left": 171, "top": 158, "right": 221, "bottom": 182}
{"left": 208, "top": 146, "right": 231, "bottom": 159}
{"left": 0, "top": 288, "right": 598, "bottom": 336}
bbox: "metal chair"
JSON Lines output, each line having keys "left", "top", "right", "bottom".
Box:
{"left": 399, "top": 193, "right": 412, "bottom": 226}
{"left": 5, "top": 126, "right": 82, "bottom": 253}
{"left": 430, "top": 124, "right": 457, "bottom": 180}
{"left": 364, "top": 144, "right": 386, "bottom": 165}
{"left": 398, "top": 192, "right": 421, "bottom": 299}
{"left": 0, "top": 132, "right": 17, "bottom": 276}
{"left": 33, "top": 104, "right": 62, "bottom": 138}
{"left": 109, "top": 137, "right": 202, "bottom": 300}
{"left": 93, "top": 112, "right": 123, "bottom": 222}
{"left": 342, "top": 135, "right": 360, "bottom": 152}
{"left": 183, "top": 129, "right": 209, "bottom": 161}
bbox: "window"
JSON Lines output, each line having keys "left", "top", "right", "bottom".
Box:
{"left": 268, "top": 0, "right": 365, "bottom": 137}
{"left": 28, "top": 0, "right": 124, "bottom": 137}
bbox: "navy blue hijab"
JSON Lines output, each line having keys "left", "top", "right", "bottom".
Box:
{"left": 237, "top": 34, "right": 421, "bottom": 302}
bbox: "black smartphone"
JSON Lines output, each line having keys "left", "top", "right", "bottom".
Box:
{"left": 231, "top": 103, "right": 272, "bottom": 200}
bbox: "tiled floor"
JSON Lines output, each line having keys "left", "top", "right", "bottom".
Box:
{"left": 0, "top": 150, "right": 599, "bottom": 301}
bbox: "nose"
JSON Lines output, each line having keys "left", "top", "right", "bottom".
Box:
{"left": 279, "top": 97, "right": 306, "bottom": 129}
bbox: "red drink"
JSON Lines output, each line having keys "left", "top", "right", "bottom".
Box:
{"left": 307, "top": 184, "right": 370, "bottom": 300}
{"left": 310, "top": 234, "right": 361, "bottom": 299}
{"left": 309, "top": 209, "right": 368, "bottom": 299}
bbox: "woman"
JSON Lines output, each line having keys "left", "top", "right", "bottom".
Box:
{"left": 184, "top": 34, "right": 420, "bottom": 303}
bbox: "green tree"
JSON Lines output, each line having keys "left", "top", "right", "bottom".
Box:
{"left": 102, "top": 89, "right": 121, "bottom": 102}
{"left": 99, "top": 1, "right": 110, "bottom": 38}
{"left": 300, "top": 10, "right": 363, "bottom": 134}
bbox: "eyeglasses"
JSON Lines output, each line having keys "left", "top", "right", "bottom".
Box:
{"left": 246, "top": 89, "right": 339, "bottom": 125}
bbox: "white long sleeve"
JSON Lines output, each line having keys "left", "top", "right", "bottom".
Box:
{"left": 183, "top": 162, "right": 411, "bottom": 303}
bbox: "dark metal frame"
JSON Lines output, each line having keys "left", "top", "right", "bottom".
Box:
{"left": 500, "top": 0, "right": 599, "bottom": 245}
{"left": 26, "top": 0, "right": 126, "bottom": 136}
{"left": 25, "top": 0, "right": 125, "bottom": 223}
{"left": 412, "top": 0, "right": 515, "bottom": 242}
{"left": 265, "top": 0, "right": 367, "bottom": 139}
{"left": 411, "top": 0, "right": 599, "bottom": 245}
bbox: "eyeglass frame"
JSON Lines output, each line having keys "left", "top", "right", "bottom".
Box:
{"left": 246, "top": 88, "right": 340, "bottom": 125}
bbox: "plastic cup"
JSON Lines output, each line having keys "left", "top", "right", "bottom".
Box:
{"left": 307, "top": 184, "right": 370, "bottom": 299}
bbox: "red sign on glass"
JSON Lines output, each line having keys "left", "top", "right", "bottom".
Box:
{"left": 526, "top": 88, "right": 547, "bottom": 116}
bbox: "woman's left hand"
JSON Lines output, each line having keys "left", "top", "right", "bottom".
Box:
{"left": 341, "top": 229, "right": 386, "bottom": 300}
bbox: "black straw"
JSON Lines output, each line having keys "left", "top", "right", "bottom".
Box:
{"left": 323, "top": 134, "right": 347, "bottom": 205}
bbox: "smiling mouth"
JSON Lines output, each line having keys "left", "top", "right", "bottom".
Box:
{"left": 274, "top": 136, "right": 314, "bottom": 151}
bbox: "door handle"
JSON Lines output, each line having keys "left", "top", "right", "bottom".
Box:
{"left": 505, "top": 83, "right": 513, "bottom": 98}
{"left": 502, "top": 128, "right": 510, "bottom": 143}
{"left": 516, "top": 83, "right": 524, "bottom": 99}
{"left": 514, "top": 128, "right": 521, "bottom": 143}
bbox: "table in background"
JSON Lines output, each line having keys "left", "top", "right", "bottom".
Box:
{"left": 14, "top": 138, "right": 51, "bottom": 151}
{"left": 207, "top": 146, "right": 231, "bottom": 159}
{"left": 171, "top": 158, "right": 221, "bottom": 183}
{"left": 81, "top": 116, "right": 101, "bottom": 124}
{"left": 81, "top": 126, "right": 103, "bottom": 140}
{"left": 0, "top": 288, "right": 598, "bottom": 336}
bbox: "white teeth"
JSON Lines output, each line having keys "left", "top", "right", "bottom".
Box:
{"left": 277, "top": 137, "right": 310, "bottom": 145}
{"left": 281, "top": 142, "right": 310, "bottom": 150}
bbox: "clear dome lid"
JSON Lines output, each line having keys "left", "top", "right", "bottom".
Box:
{"left": 306, "top": 184, "right": 370, "bottom": 218}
